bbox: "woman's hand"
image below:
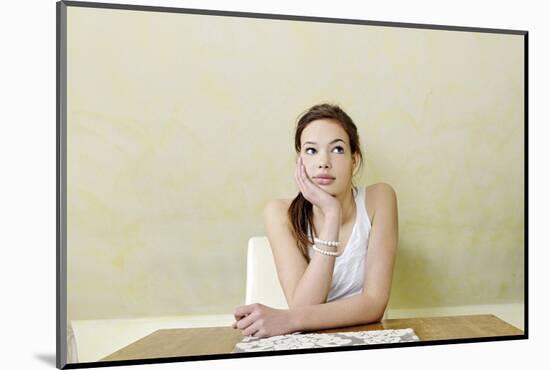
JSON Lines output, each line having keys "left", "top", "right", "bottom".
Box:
{"left": 232, "top": 303, "right": 297, "bottom": 338}
{"left": 295, "top": 156, "right": 341, "bottom": 217}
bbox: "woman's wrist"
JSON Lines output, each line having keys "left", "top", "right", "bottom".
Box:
{"left": 318, "top": 197, "right": 341, "bottom": 216}
{"left": 322, "top": 211, "right": 341, "bottom": 229}
{"left": 287, "top": 307, "right": 304, "bottom": 333}
{"left": 318, "top": 211, "right": 340, "bottom": 246}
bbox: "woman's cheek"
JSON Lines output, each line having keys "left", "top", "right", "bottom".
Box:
{"left": 305, "top": 166, "right": 313, "bottom": 178}
{"left": 301, "top": 160, "right": 313, "bottom": 177}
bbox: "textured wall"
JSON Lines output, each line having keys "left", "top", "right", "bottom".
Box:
{"left": 66, "top": 7, "right": 524, "bottom": 320}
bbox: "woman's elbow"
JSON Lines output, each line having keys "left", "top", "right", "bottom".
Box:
{"left": 361, "top": 295, "right": 388, "bottom": 323}
{"left": 362, "top": 308, "right": 385, "bottom": 324}
{"left": 373, "top": 309, "right": 386, "bottom": 323}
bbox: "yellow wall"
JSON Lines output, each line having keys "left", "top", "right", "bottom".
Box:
{"left": 66, "top": 7, "right": 524, "bottom": 320}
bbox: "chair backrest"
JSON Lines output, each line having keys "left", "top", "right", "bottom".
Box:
{"left": 245, "top": 236, "right": 288, "bottom": 309}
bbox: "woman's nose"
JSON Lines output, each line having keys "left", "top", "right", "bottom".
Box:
{"left": 315, "top": 150, "right": 331, "bottom": 169}
{"left": 318, "top": 159, "right": 331, "bottom": 169}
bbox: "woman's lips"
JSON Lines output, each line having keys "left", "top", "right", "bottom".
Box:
{"left": 314, "top": 177, "right": 335, "bottom": 185}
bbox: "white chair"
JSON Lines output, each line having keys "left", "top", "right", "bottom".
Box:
{"left": 245, "top": 236, "right": 288, "bottom": 309}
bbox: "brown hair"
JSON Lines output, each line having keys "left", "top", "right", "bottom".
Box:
{"left": 287, "top": 103, "right": 364, "bottom": 262}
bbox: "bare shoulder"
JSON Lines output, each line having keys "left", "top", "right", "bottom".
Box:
{"left": 263, "top": 198, "right": 293, "bottom": 225}
{"left": 372, "top": 182, "right": 397, "bottom": 199}
{"left": 365, "top": 183, "right": 397, "bottom": 219}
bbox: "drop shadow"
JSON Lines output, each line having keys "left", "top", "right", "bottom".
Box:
{"left": 34, "top": 353, "right": 56, "bottom": 367}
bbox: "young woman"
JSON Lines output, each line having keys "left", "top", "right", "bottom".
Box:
{"left": 232, "top": 103, "right": 398, "bottom": 338}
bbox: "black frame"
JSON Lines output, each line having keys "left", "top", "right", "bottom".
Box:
{"left": 56, "top": 1, "right": 528, "bottom": 368}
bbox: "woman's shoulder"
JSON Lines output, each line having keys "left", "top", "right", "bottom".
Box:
{"left": 364, "top": 183, "right": 397, "bottom": 220}
{"left": 263, "top": 198, "right": 293, "bottom": 223}
{"left": 365, "top": 182, "right": 396, "bottom": 198}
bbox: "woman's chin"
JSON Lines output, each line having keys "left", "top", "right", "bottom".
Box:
{"left": 319, "top": 184, "right": 339, "bottom": 196}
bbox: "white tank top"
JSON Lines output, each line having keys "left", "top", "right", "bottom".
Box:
{"left": 308, "top": 186, "right": 372, "bottom": 302}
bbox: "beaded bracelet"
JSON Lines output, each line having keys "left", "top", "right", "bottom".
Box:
{"left": 313, "top": 244, "right": 340, "bottom": 257}
{"left": 314, "top": 237, "right": 339, "bottom": 248}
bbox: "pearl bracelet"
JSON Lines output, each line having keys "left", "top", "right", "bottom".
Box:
{"left": 314, "top": 237, "right": 339, "bottom": 248}
{"left": 313, "top": 244, "right": 340, "bottom": 257}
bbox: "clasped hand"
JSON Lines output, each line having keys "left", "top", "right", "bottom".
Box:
{"left": 232, "top": 303, "right": 296, "bottom": 338}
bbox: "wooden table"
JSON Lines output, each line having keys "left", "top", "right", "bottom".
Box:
{"left": 101, "top": 314, "right": 523, "bottom": 362}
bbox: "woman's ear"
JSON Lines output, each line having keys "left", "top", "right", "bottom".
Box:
{"left": 353, "top": 153, "right": 359, "bottom": 168}
{"left": 352, "top": 153, "right": 360, "bottom": 174}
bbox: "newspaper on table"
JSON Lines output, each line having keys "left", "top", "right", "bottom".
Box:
{"left": 233, "top": 328, "right": 420, "bottom": 352}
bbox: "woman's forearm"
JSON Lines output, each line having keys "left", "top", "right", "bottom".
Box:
{"left": 290, "top": 212, "right": 341, "bottom": 307}
{"left": 289, "top": 293, "right": 385, "bottom": 332}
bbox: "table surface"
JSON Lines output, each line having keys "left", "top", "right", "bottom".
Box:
{"left": 100, "top": 314, "right": 524, "bottom": 362}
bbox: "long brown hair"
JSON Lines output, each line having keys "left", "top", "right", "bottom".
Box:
{"left": 288, "top": 103, "right": 364, "bottom": 262}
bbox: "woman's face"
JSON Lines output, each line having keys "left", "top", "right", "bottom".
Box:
{"left": 299, "top": 119, "right": 358, "bottom": 196}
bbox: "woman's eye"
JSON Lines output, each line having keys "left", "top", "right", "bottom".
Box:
{"left": 332, "top": 146, "right": 344, "bottom": 154}
{"left": 305, "top": 147, "right": 316, "bottom": 154}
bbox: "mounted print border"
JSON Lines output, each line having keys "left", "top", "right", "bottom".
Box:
{"left": 57, "top": 1, "right": 528, "bottom": 368}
